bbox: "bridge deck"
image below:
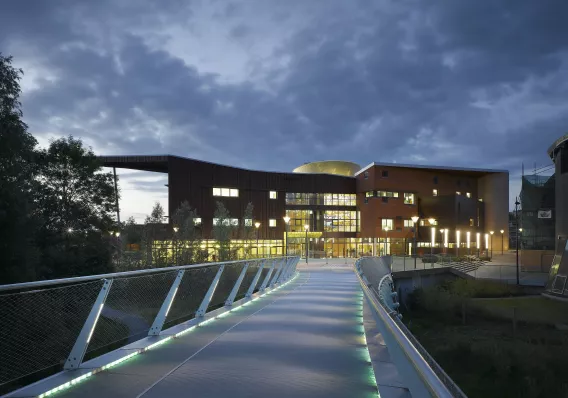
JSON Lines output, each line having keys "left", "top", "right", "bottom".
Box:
{"left": 16, "top": 267, "right": 401, "bottom": 398}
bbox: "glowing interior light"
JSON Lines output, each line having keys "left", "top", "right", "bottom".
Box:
{"left": 444, "top": 229, "right": 448, "bottom": 248}
{"left": 466, "top": 231, "right": 471, "bottom": 249}
{"left": 431, "top": 227, "right": 436, "bottom": 248}
{"left": 485, "top": 233, "right": 489, "bottom": 250}
{"left": 476, "top": 232, "right": 480, "bottom": 250}
{"left": 456, "top": 230, "right": 461, "bottom": 247}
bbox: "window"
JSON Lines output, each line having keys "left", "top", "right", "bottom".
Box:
{"left": 364, "top": 171, "right": 369, "bottom": 179}
{"left": 230, "top": 218, "right": 239, "bottom": 226}
{"left": 364, "top": 198, "right": 368, "bottom": 204}
{"left": 193, "top": 218, "right": 202, "bottom": 225}
{"left": 377, "top": 191, "right": 398, "bottom": 198}
{"left": 456, "top": 191, "right": 461, "bottom": 196}
{"left": 403, "top": 219, "right": 414, "bottom": 228}
{"left": 269, "top": 191, "right": 277, "bottom": 199}
{"left": 433, "top": 176, "right": 438, "bottom": 184}
{"left": 466, "top": 192, "right": 471, "bottom": 198}
{"left": 403, "top": 193, "right": 415, "bottom": 205}
{"left": 478, "top": 198, "right": 483, "bottom": 202}
{"left": 382, "top": 197, "right": 388, "bottom": 203}
{"left": 381, "top": 219, "right": 393, "bottom": 230}
{"left": 213, "top": 187, "right": 239, "bottom": 197}
{"left": 213, "top": 218, "right": 219, "bottom": 225}
{"left": 323, "top": 210, "right": 358, "bottom": 232}
{"left": 420, "top": 219, "right": 437, "bottom": 226}
{"left": 365, "top": 191, "right": 374, "bottom": 198}
{"left": 433, "top": 189, "right": 438, "bottom": 197}
{"left": 245, "top": 219, "right": 252, "bottom": 227}
{"left": 285, "top": 193, "right": 356, "bottom": 206}
{"left": 269, "top": 219, "right": 276, "bottom": 227}
{"left": 469, "top": 218, "right": 474, "bottom": 226}
{"left": 382, "top": 170, "right": 389, "bottom": 178}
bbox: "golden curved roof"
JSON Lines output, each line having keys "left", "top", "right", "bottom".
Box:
{"left": 293, "top": 161, "right": 361, "bottom": 177}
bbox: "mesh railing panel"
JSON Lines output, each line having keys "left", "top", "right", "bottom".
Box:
{"left": 0, "top": 281, "right": 103, "bottom": 389}
{"left": 163, "top": 266, "right": 220, "bottom": 329}
{"left": 236, "top": 260, "right": 262, "bottom": 299}
{"left": 258, "top": 261, "right": 274, "bottom": 287}
{"left": 86, "top": 271, "right": 177, "bottom": 355}
{"left": 208, "top": 263, "right": 244, "bottom": 310}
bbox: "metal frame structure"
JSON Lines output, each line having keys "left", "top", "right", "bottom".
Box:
{"left": 354, "top": 256, "right": 466, "bottom": 398}
{"left": 0, "top": 256, "right": 299, "bottom": 392}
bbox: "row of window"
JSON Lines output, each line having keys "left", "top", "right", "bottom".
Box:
{"left": 364, "top": 192, "right": 415, "bottom": 205}
{"left": 212, "top": 218, "right": 277, "bottom": 227}
{"left": 285, "top": 193, "right": 357, "bottom": 206}
{"left": 213, "top": 187, "right": 278, "bottom": 199}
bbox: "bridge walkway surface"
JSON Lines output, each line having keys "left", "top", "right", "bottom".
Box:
{"left": 19, "top": 267, "right": 399, "bottom": 398}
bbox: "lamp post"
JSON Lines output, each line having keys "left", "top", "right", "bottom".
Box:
{"left": 255, "top": 222, "right": 260, "bottom": 257}
{"left": 304, "top": 224, "right": 309, "bottom": 264}
{"left": 456, "top": 230, "right": 460, "bottom": 257}
{"left": 515, "top": 196, "right": 520, "bottom": 285}
{"left": 500, "top": 229, "right": 504, "bottom": 255}
{"left": 490, "top": 231, "right": 494, "bottom": 258}
{"left": 485, "top": 233, "right": 489, "bottom": 258}
{"left": 428, "top": 218, "right": 436, "bottom": 257}
{"left": 283, "top": 216, "right": 290, "bottom": 257}
{"left": 173, "top": 226, "right": 179, "bottom": 265}
{"left": 411, "top": 216, "right": 419, "bottom": 268}
{"left": 383, "top": 226, "right": 390, "bottom": 255}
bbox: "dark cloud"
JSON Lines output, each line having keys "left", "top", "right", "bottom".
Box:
{"left": 1, "top": 0, "right": 567, "bottom": 217}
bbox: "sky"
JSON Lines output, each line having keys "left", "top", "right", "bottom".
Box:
{"left": 2, "top": 0, "right": 567, "bottom": 222}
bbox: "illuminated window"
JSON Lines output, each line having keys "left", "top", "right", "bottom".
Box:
{"left": 245, "top": 219, "right": 252, "bottom": 227}
{"left": 193, "top": 218, "right": 202, "bottom": 225}
{"left": 377, "top": 191, "right": 398, "bottom": 198}
{"left": 213, "top": 218, "right": 219, "bottom": 225}
{"left": 466, "top": 192, "right": 471, "bottom": 198}
{"left": 420, "top": 219, "right": 438, "bottom": 226}
{"left": 456, "top": 191, "right": 461, "bottom": 196}
{"left": 403, "top": 193, "right": 415, "bottom": 205}
{"left": 230, "top": 218, "right": 239, "bottom": 226}
{"left": 469, "top": 218, "right": 474, "bottom": 226}
{"left": 382, "top": 219, "right": 393, "bottom": 229}
{"left": 478, "top": 198, "right": 483, "bottom": 202}
{"left": 269, "top": 219, "right": 276, "bottom": 227}
{"left": 323, "top": 210, "right": 358, "bottom": 232}
{"left": 433, "top": 189, "right": 438, "bottom": 197}
{"left": 365, "top": 191, "right": 374, "bottom": 198}
{"left": 403, "top": 219, "right": 414, "bottom": 228}
{"left": 213, "top": 187, "right": 239, "bottom": 197}
{"left": 269, "top": 191, "right": 277, "bottom": 199}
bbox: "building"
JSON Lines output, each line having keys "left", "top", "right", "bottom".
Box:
{"left": 519, "top": 174, "right": 555, "bottom": 250}
{"left": 545, "top": 134, "right": 568, "bottom": 297}
{"left": 101, "top": 156, "right": 510, "bottom": 259}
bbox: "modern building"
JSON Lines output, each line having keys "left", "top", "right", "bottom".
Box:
{"left": 519, "top": 174, "right": 555, "bottom": 250}
{"left": 101, "top": 156, "right": 510, "bottom": 259}
{"left": 545, "top": 134, "right": 568, "bottom": 297}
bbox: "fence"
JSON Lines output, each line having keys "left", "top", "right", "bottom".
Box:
{"left": 0, "top": 256, "right": 299, "bottom": 395}
{"left": 355, "top": 256, "right": 466, "bottom": 398}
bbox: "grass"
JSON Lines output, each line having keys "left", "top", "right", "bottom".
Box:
{"left": 404, "top": 279, "right": 568, "bottom": 398}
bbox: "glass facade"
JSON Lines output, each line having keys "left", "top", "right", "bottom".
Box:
{"left": 285, "top": 193, "right": 356, "bottom": 206}
{"left": 323, "top": 210, "right": 358, "bottom": 232}
{"left": 285, "top": 209, "right": 359, "bottom": 233}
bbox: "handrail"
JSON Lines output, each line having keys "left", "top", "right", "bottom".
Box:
{"left": 355, "top": 256, "right": 464, "bottom": 397}
{"left": 0, "top": 256, "right": 294, "bottom": 292}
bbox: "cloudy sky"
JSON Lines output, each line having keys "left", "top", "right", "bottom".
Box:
{"left": 2, "top": 0, "right": 567, "bottom": 221}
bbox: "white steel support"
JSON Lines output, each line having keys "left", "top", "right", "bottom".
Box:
{"left": 259, "top": 259, "right": 277, "bottom": 291}
{"left": 275, "top": 258, "right": 291, "bottom": 284}
{"left": 286, "top": 257, "right": 298, "bottom": 279}
{"left": 65, "top": 279, "right": 113, "bottom": 369}
{"left": 245, "top": 260, "right": 265, "bottom": 298}
{"left": 268, "top": 258, "right": 286, "bottom": 287}
{"left": 148, "top": 270, "right": 185, "bottom": 336}
{"left": 224, "top": 263, "right": 249, "bottom": 306}
{"left": 196, "top": 265, "right": 225, "bottom": 317}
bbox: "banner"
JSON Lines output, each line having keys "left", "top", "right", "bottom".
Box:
{"left": 538, "top": 210, "right": 552, "bottom": 219}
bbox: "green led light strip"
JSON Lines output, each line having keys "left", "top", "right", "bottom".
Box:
{"left": 35, "top": 271, "right": 299, "bottom": 398}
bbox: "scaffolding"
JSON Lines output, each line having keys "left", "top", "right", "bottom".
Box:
{"left": 520, "top": 174, "right": 555, "bottom": 250}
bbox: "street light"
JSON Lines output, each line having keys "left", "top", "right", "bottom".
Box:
{"left": 500, "top": 229, "right": 505, "bottom": 255}
{"left": 515, "top": 196, "right": 520, "bottom": 285}
{"left": 255, "top": 222, "right": 261, "bottom": 257}
{"left": 304, "top": 224, "right": 309, "bottom": 264}
{"left": 283, "top": 216, "right": 290, "bottom": 257}
{"left": 173, "top": 226, "right": 179, "bottom": 264}
{"left": 490, "top": 231, "right": 494, "bottom": 258}
{"left": 411, "top": 216, "right": 419, "bottom": 268}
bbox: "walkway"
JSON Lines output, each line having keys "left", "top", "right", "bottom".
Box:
{"left": 31, "top": 269, "right": 381, "bottom": 398}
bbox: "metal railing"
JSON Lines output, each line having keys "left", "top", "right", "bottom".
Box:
{"left": 355, "top": 256, "right": 467, "bottom": 398}
{"left": 390, "top": 255, "right": 485, "bottom": 274}
{"left": 0, "top": 256, "right": 299, "bottom": 393}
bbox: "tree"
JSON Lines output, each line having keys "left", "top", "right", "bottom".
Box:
{"left": 34, "top": 136, "right": 117, "bottom": 278}
{"left": 0, "top": 53, "right": 40, "bottom": 282}
{"left": 212, "top": 201, "right": 236, "bottom": 261}
{"left": 142, "top": 202, "right": 167, "bottom": 267}
{"left": 240, "top": 202, "right": 255, "bottom": 259}
{"left": 171, "top": 201, "right": 204, "bottom": 265}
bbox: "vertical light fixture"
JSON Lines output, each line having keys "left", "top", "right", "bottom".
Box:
{"left": 476, "top": 232, "right": 481, "bottom": 257}
{"left": 283, "top": 216, "right": 290, "bottom": 257}
{"left": 255, "top": 222, "right": 261, "bottom": 258}
{"left": 485, "top": 233, "right": 489, "bottom": 257}
{"left": 456, "top": 230, "right": 460, "bottom": 257}
{"left": 444, "top": 229, "right": 448, "bottom": 249}
{"left": 466, "top": 231, "right": 471, "bottom": 255}
{"left": 430, "top": 227, "right": 436, "bottom": 257}
{"left": 304, "top": 224, "right": 309, "bottom": 264}
{"left": 411, "top": 216, "right": 419, "bottom": 269}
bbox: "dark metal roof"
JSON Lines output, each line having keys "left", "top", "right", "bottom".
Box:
{"left": 98, "top": 155, "right": 169, "bottom": 173}
{"left": 548, "top": 134, "right": 568, "bottom": 159}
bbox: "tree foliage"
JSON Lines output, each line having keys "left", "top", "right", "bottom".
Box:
{"left": 212, "top": 201, "right": 236, "bottom": 261}
{"left": 240, "top": 202, "right": 255, "bottom": 259}
{"left": 171, "top": 201, "right": 205, "bottom": 265}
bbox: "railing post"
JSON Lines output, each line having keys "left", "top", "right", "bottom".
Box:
{"left": 225, "top": 262, "right": 249, "bottom": 306}
{"left": 258, "top": 258, "right": 277, "bottom": 291}
{"left": 269, "top": 258, "right": 286, "bottom": 287}
{"left": 245, "top": 260, "right": 265, "bottom": 298}
{"left": 65, "top": 279, "right": 113, "bottom": 369}
{"left": 196, "top": 264, "right": 225, "bottom": 317}
{"left": 283, "top": 257, "right": 297, "bottom": 280}
{"left": 276, "top": 257, "right": 292, "bottom": 283}
{"left": 148, "top": 270, "right": 185, "bottom": 336}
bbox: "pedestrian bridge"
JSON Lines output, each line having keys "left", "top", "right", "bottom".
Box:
{"left": 0, "top": 257, "right": 464, "bottom": 398}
